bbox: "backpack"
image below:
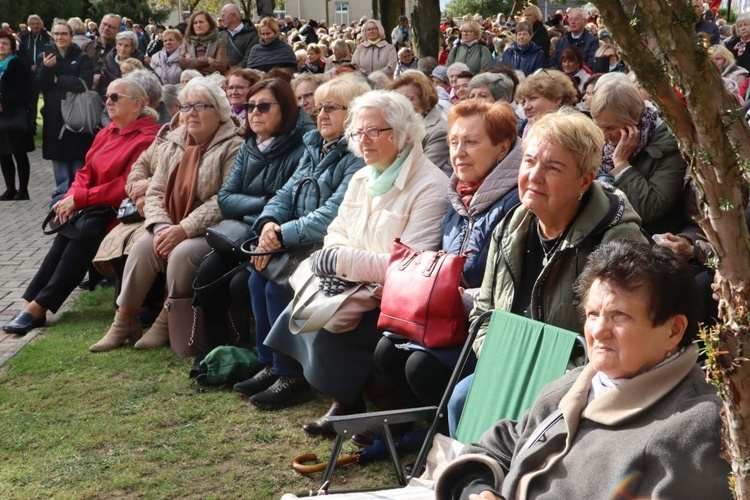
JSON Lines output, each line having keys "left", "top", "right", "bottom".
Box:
{"left": 59, "top": 78, "right": 102, "bottom": 138}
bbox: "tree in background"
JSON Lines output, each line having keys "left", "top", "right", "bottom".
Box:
{"left": 0, "top": 0, "right": 85, "bottom": 28}
{"left": 590, "top": 0, "right": 750, "bottom": 497}
{"left": 445, "top": 0, "right": 513, "bottom": 19}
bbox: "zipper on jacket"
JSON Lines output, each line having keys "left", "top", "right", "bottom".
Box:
{"left": 458, "top": 215, "right": 475, "bottom": 255}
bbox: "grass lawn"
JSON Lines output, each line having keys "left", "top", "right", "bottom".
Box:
{"left": 0, "top": 288, "right": 398, "bottom": 498}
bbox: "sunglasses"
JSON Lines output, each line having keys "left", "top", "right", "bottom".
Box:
{"left": 103, "top": 93, "right": 135, "bottom": 103}
{"left": 243, "top": 101, "right": 279, "bottom": 114}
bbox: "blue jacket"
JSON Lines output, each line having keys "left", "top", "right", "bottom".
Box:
{"left": 442, "top": 140, "right": 522, "bottom": 288}
{"left": 500, "top": 42, "right": 547, "bottom": 76}
{"left": 550, "top": 30, "right": 598, "bottom": 70}
{"left": 253, "top": 131, "right": 365, "bottom": 249}
{"left": 218, "top": 109, "right": 315, "bottom": 227}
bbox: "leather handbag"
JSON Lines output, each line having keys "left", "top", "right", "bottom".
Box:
{"left": 42, "top": 205, "right": 114, "bottom": 241}
{"left": 205, "top": 219, "right": 255, "bottom": 258}
{"left": 240, "top": 237, "right": 318, "bottom": 290}
{"left": 165, "top": 297, "right": 207, "bottom": 356}
{"left": 117, "top": 197, "right": 144, "bottom": 224}
{"left": 0, "top": 107, "right": 28, "bottom": 133}
{"left": 377, "top": 238, "right": 468, "bottom": 348}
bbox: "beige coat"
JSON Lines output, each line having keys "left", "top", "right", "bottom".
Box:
{"left": 327, "top": 142, "right": 449, "bottom": 285}
{"left": 144, "top": 119, "right": 242, "bottom": 238}
{"left": 351, "top": 39, "right": 398, "bottom": 75}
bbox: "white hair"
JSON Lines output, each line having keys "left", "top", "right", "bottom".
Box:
{"left": 178, "top": 76, "right": 233, "bottom": 123}
{"left": 447, "top": 62, "right": 471, "bottom": 78}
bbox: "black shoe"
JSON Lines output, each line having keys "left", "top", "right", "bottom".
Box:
{"left": 351, "top": 430, "right": 376, "bottom": 447}
{"left": 0, "top": 189, "right": 17, "bottom": 201}
{"left": 249, "top": 376, "right": 312, "bottom": 411}
{"left": 302, "top": 397, "right": 366, "bottom": 438}
{"left": 233, "top": 366, "right": 277, "bottom": 397}
{"left": 14, "top": 189, "right": 29, "bottom": 200}
{"left": 3, "top": 311, "right": 46, "bottom": 335}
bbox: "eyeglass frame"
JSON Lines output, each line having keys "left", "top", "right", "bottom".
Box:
{"left": 243, "top": 101, "right": 279, "bottom": 114}
{"left": 103, "top": 93, "right": 135, "bottom": 103}
{"left": 312, "top": 103, "right": 348, "bottom": 115}
{"left": 179, "top": 102, "right": 216, "bottom": 112}
{"left": 349, "top": 127, "right": 393, "bottom": 142}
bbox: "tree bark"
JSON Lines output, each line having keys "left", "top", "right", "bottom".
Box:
{"left": 378, "top": 0, "right": 404, "bottom": 46}
{"left": 592, "top": 1, "right": 750, "bottom": 497}
{"left": 411, "top": 0, "right": 441, "bottom": 59}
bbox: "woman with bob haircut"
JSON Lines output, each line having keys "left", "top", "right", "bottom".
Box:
{"left": 372, "top": 100, "right": 523, "bottom": 434}
{"left": 387, "top": 71, "right": 451, "bottom": 175}
{"left": 261, "top": 90, "right": 448, "bottom": 437}
{"left": 468, "top": 72, "right": 515, "bottom": 104}
{"left": 590, "top": 73, "right": 687, "bottom": 236}
{"left": 351, "top": 19, "right": 398, "bottom": 75}
{"left": 150, "top": 28, "right": 184, "bottom": 85}
{"left": 515, "top": 69, "right": 578, "bottom": 137}
{"left": 324, "top": 38, "right": 352, "bottom": 74}
{"left": 447, "top": 20, "right": 492, "bottom": 75}
{"left": 191, "top": 78, "right": 315, "bottom": 359}
{"left": 446, "top": 108, "right": 647, "bottom": 436}
{"left": 179, "top": 10, "right": 228, "bottom": 76}
{"left": 97, "top": 30, "right": 143, "bottom": 95}
{"left": 438, "top": 240, "right": 731, "bottom": 500}
{"left": 709, "top": 43, "right": 749, "bottom": 87}
{"left": 247, "top": 17, "right": 297, "bottom": 73}
{"left": 560, "top": 45, "right": 591, "bottom": 95}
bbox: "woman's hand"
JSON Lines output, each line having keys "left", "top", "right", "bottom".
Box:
{"left": 135, "top": 195, "right": 146, "bottom": 216}
{"left": 153, "top": 224, "right": 188, "bottom": 259}
{"left": 128, "top": 179, "right": 149, "bottom": 199}
{"left": 611, "top": 125, "right": 640, "bottom": 174}
{"left": 52, "top": 196, "right": 77, "bottom": 223}
{"left": 259, "top": 222, "right": 283, "bottom": 250}
{"left": 654, "top": 232, "right": 694, "bottom": 261}
{"left": 42, "top": 53, "right": 57, "bottom": 68}
{"left": 469, "top": 492, "right": 502, "bottom": 500}
{"left": 250, "top": 250, "right": 272, "bottom": 272}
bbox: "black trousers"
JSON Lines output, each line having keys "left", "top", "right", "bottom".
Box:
{"left": 23, "top": 234, "right": 103, "bottom": 313}
{"left": 0, "top": 153, "right": 30, "bottom": 192}
{"left": 193, "top": 251, "right": 252, "bottom": 355}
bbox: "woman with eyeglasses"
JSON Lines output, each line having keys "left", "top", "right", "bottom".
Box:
{"left": 225, "top": 68, "right": 260, "bottom": 125}
{"left": 3, "top": 79, "right": 160, "bottom": 335}
{"left": 260, "top": 91, "right": 448, "bottom": 433}
{"left": 36, "top": 20, "right": 96, "bottom": 199}
{"left": 220, "top": 75, "right": 370, "bottom": 392}
{"left": 90, "top": 77, "right": 242, "bottom": 352}
{"left": 150, "top": 29, "right": 185, "bottom": 85}
{"left": 190, "top": 78, "right": 315, "bottom": 360}
{"left": 446, "top": 21, "right": 492, "bottom": 75}
{"left": 351, "top": 20, "right": 398, "bottom": 75}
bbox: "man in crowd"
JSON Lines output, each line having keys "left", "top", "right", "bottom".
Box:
{"left": 280, "top": 15, "right": 295, "bottom": 33}
{"left": 550, "top": 7, "right": 598, "bottom": 70}
{"left": 693, "top": 0, "right": 720, "bottom": 44}
{"left": 93, "top": 14, "right": 121, "bottom": 92}
{"left": 18, "top": 15, "right": 49, "bottom": 73}
{"left": 391, "top": 15, "right": 410, "bottom": 49}
{"left": 257, "top": 0, "right": 275, "bottom": 19}
{"left": 219, "top": 3, "right": 259, "bottom": 68}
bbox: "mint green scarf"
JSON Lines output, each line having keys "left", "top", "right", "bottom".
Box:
{"left": 369, "top": 145, "right": 413, "bottom": 197}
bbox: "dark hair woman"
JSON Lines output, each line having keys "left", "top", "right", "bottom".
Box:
{"left": 0, "top": 30, "right": 34, "bottom": 200}
{"left": 179, "top": 10, "right": 228, "bottom": 77}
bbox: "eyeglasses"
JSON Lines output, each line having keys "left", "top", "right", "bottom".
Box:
{"left": 179, "top": 102, "right": 215, "bottom": 112}
{"left": 226, "top": 85, "right": 248, "bottom": 91}
{"left": 243, "top": 102, "right": 278, "bottom": 114}
{"left": 103, "top": 93, "right": 135, "bottom": 103}
{"left": 349, "top": 127, "right": 392, "bottom": 142}
{"left": 51, "top": 32, "right": 71, "bottom": 37}
{"left": 313, "top": 103, "right": 347, "bottom": 115}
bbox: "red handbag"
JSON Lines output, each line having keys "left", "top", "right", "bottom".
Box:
{"left": 377, "top": 238, "right": 468, "bottom": 348}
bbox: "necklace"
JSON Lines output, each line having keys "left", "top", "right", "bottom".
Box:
{"left": 536, "top": 219, "right": 562, "bottom": 266}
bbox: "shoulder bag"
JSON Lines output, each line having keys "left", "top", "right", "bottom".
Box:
{"left": 42, "top": 205, "right": 114, "bottom": 241}
{"left": 377, "top": 238, "right": 468, "bottom": 348}
{"left": 59, "top": 77, "right": 103, "bottom": 138}
{"left": 0, "top": 107, "right": 29, "bottom": 133}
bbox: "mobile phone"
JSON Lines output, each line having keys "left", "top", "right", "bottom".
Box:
{"left": 43, "top": 43, "right": 55, "bottom": 57}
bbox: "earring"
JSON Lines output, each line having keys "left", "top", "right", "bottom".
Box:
{"left": 577, "top": 192, "right": 584, "bottom": 201}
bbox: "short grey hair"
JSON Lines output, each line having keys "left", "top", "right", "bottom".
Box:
{"left": 590, "top": 72, "right": 644, "bottom": 125}
{"left": 180, "top": 69, "right": 202, "bottom": 83}
{"left": 115, "top": 30, "right": 138, "bottom": 51}
{"left": 161, "top": 84, "right": 180, "bottom": 109}
{"left": 27, "top": 15, "right": 42, "bottom": 24}
{"left": 124, "top": 70, "right": 162, "bottom": 107}
{"left": 345, "top": 90, "right": 426, "bottom": 155}
{"left": 736, "top": 13, "right": 750, "bottom": 25}
{"left": 447, "top": 62, "right": 470, "bottom": 78}
{"left": 469, "top": 73, "right": 514, "bottom": 103}
{"left": 178, "top": 77, "right": 233, "bottom": 123}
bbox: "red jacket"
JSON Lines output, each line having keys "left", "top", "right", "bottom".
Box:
{"left": 67, "top": 115, "right": 160, "bottom": 210}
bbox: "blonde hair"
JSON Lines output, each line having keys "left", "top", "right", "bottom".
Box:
{"left": 590, "top": 72, "right": 644, "bottom": 125}
{"left": 516, "top": 69, "right": 578, "bottom": 106}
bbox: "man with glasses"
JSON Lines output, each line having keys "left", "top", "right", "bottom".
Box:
{"left": 550, "top": 7, "right": 598, "bottom": 71}
{"left": 219, "top": 3, "right": 259, "bottom": 68}
{"left": 93, "top": 14, "right": 121, "bottom": 93}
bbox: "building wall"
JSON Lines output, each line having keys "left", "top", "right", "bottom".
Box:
{"left": 279, "top": 1, "right": 373, "bottom": 26}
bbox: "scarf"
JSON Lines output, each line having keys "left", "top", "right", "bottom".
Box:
{"left": 0, "top": 54, "right": 15, "bottom": 78}
{"left": 187, "top": 30, "right": 218, "bottom": 47}
{"left": 588, "top": 348, "right": 683, "bottom": 402}
{"left": 231, "top": 106, "right": 247, "bottom": 122}
{"left": 599, "top": 101, "right": 659, "bottom": 174}
{"left": 457, "top": 179, "right": 484, "bottom": 210}
{"left": 369, "top": 145, "right": 412, "bottom": 197}
{"left": 163, "top": 130, "right": 213, "bottom": 223}
{"left": 734, "top": 38, "right": 750, "bottom": 57}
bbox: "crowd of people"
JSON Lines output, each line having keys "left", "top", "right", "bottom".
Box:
{"left": 0, "top": 3, "right": 738, "bottom": 497}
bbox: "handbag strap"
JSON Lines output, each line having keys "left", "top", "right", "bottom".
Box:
{"left": 239, "top": 236, "right": 293, "bottom": 257}
{"left": 42, "top": 210, "right": 64, "bottom": 235}
{"left": 192, "top": 251, "right": 249, "bottom": 292}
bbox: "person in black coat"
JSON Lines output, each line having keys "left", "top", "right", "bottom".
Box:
{"left": 523, "top": 4, "right": 550, "bottom": 63}
{"left": 36, "top": 20, "right": 95, "bottom": 199}
{"left": 0, "top": 31, "right": 34, "bottom": 200}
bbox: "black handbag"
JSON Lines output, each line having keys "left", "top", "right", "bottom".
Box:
{"left": 117, "top": 197, "right": 144, "bottom": 224}
{"left": 42, "top": 205, "right": 114, "bottom": 241}
{"left": 240, "top": 238, "right": 318, "bottom": 290}
{"left": 0, "top": 107, "right": 28, "bottom": 133}
{"left": 205, "top": 219, "right": 256, "bottom": 258}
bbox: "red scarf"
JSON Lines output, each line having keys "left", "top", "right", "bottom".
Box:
{"left": 457, "top": 180, "right": 483, "bottom": 211}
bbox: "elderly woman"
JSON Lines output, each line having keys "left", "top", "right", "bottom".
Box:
{"left": 191, "top": 78, "right": 315, "bottom": 359}
{"left": 255, "top": 91, "right": 449, "bottom": 423}
{"left": 324, "top": 38, "right": 352, "bottom": 74}
{"left": 499, "top": 22, "right": 546, "bottom": 76}
{"left": 89, "top": 78, "right": 242, "bottom": 352}
{"left": 247, "top": 17, "right": 297, "bottom": 73}
{"left": 37, "top": 20, "right": 96, "bottom": 199}
{"left": 228, "top": 76, "right": 370, "bottom": 399}
{"left": 291, "top": 73, "right": 328, "bottom": 119}
{"left": 724, "top": 13, "right": 750, "bottom": 72}
{"left": 446, "top": 108, "right": 646, "bottom": 436}
{"left": 710, "top": 44, "right": 749, "bottom": 87}
{"left": 446, "top": 21, "right": 492, "bottom": 75}
{"left": 150, "top": 29, "right": 184, "bottom": 85}
{"left": 3, "top": 79, "right": 159, "bottom": 335}
{"left": 179, "top": 11, "right": 228, "bottom": 76}
{"left": 560, "top": 45, "right": 591, "bottom": 95}
{"left": 468, "top": 72, "right": 514, "bottom": 104}
{"left": 591, "top": 73, "right": 687, "bottom": 236}
{"left": 225, "top": 68, "right": 260, "bottom": 124}
{"left": 387, "top": 71, "right": 451, "bottom": 175}
{"left": 393, "top": 47, "right": 418, "bottom": 78}
{"left": 437, "top": 241, "right": 732, "bottom": 500}
{"left": 351, "top": 19, "right": 398, "bottom": 75}
{"left": 371, "top": 100, "right": 523, "bottom": 433}
{"left": 515, "top": 69, "right": 578, "bottom": 137}
{"left": 97, "top": 30, "right": 142, "bottom": 95}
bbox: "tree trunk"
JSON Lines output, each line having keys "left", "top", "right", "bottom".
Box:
{"left": 591, "top": 1, "right": 750, "bottom": 497}
{"left": 411, "top": 0, "right": 441, "bottom": 59}
{"left": 378, "top": 0, "right": 404, "bottom": 47}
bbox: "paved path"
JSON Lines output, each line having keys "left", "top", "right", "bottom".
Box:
{"left": 0, "top": 149, "right": 81, "bottom": 366}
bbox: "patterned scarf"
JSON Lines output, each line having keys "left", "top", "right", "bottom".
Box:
{"left": 600, "top": 101, "right": 659, "bottom": 174}
{"left": 457, "top": 180, "right": 484, "bottom": 211}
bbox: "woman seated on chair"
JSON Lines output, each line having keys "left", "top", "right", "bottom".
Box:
{"left": 253, "top": 91, "right": 449, "bottom": 432}
{"left": 446, "top": 108, "right": 647, "bottom": 437}
{"left": 89, "top": 77, "right": 242, "bottom": 352}
{"left": 370, "top": 100, "right": 522, "bottom": 434}
{"left": 437, "top": 240, "right": 732, "bottom": 500}
{"left": 3, "top": 79, "right": 160, "bottom": 335}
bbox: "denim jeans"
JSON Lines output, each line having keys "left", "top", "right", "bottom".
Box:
{"left": 51, "top": 159, "right": 85, "bottom": 197}
{"left": 447, "top": 374, "right": 474, "bottom": 438}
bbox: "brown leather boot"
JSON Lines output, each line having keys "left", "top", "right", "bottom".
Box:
{"left": 133, "top": 306, "right": 169, "bottom": 349}
{"left": 302, "top": 396, "right": 367, "bottom": 438}
{"left": 89, "top": 311, "right": 142, "bottom": 353}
